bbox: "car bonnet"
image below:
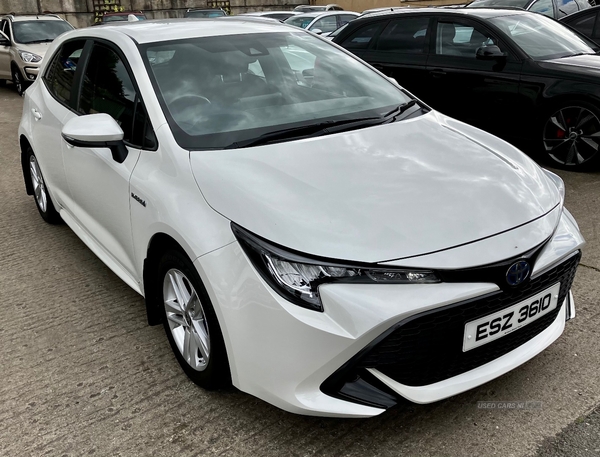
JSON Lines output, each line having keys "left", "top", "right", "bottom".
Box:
{"left": 189, "top": 111, "right": 561, "bottom": 263}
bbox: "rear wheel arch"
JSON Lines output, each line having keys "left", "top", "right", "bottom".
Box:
{"left": 20, "top": 135, "right": 34, "bottom": 195}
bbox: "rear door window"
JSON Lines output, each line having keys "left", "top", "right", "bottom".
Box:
{"left": 529, "top": 0, "right": 555, "bottom": 17}
{"left": 375, "top": 17, "right": 430, "bottom": 53}
{"left": 339, "top": 22, "right": 386, "bottom": 50}
{"left": 43, "top": 40, "right": 86, "bottom": 107}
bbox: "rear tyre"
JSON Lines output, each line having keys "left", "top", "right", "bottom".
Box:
{"left": 541, "top": 102, "right": 600, "bottom": 171}
{"left": 27, "top": 147, "right": 61, "bottom": 224}
{"left": 159, "top": 249, "right": 231, "bottom": 390}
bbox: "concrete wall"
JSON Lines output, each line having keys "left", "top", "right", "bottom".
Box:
{"left": 0, "top": 0, "right": 304, "bottom": 28}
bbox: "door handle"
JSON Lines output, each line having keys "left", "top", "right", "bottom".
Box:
{"left": 31, "top": 108, "right": 42, "bottom": 121}
{"left": 429, "top": 69, "right": 447, "bottom": 78}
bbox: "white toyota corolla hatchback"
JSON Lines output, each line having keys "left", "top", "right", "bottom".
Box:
{"left": 18, "top": 18, "right": 584, "bottom": 418}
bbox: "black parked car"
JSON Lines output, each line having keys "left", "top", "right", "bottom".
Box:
{"left": 466, "top": 0, "right": 591, "bottom": 19}
{"left": 560, "top": 5, "right": 600, "bottom": 39}
{"left": 333, "top": 8, "right": 600, "bottom": 170}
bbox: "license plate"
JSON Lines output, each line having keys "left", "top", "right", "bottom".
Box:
{"left": 463, "top": 283, "right": 561, "bottom": 352}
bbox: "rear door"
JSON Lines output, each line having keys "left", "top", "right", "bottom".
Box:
{"left": 31, "top": 39, "right": 88, "bottom": 207}
{"left": 425, "top": 17, "right": 523, "bottom": 138}
{"left": 360, "top": 16, "right": 432, "bottom": 98}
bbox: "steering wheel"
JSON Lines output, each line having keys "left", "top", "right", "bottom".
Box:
{"left": 168, "top": 94, "right": 211, "bottom": 113}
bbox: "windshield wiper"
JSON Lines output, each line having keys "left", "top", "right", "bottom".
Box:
{"left": 560, "top": 52, "right": 595, "bottom": 58}
{"left": 226, "top": 100, "right": 422, "bottom": 149}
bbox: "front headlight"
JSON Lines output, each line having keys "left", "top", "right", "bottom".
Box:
{"left": 18, "top": 50, "right": 42, "bottom": 63}
{"left": 232, "top": 223, "right": 439, "bottom": 312}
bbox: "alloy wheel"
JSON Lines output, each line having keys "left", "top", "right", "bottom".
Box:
{"left": 543, "top": 106, "right": 600, "bottom": 167}
{"left": 163, "top": 268, "right": 211, "bottom": 371}
{"left": 29, "top": 155, "right": 48, "bottom": 213}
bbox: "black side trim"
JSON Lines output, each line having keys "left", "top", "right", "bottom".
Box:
{"left": 62, "top": 134, "right": 128, "bottom": 163}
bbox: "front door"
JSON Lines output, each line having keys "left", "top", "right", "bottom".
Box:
{"left": 61, "top": 41, "right": 144, "bottom": 279}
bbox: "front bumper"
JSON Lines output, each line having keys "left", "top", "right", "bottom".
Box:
{"left": 23, "top": 66, "right": 39, "bottom": 81}
{"left": 194, "top": 209, "right": 584, "bottom": 417}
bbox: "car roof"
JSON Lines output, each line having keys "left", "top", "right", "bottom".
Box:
{"left": 103, "top": 11, "right": 144, "bottom": 16}
{"left": 66, "top": 17, "right": 294, "bottom": 44}
{"left": 2, "top": 14, "right": 65, "bottom": 22}
{"left": 294, "top": 10, "right": 357, "bottom": 18}
{"left": 351, "top": 6, "right": 531, "bottom": 20}
{"left": 240, "top": 11, "right": 297, "bottom": 15}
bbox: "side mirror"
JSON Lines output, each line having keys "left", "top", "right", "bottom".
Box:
{"left": 61, "top": 113, "right": 128, "bottom": 163}
{"left": 302, "top": 68, "right": 314, "bottom": 77}
{"left": 0, "top": 31, "right": 10, "bottom": 46}
{"left": 387, "top": 76, "right": 400, "bottom": 86}
{"left": 476, "top": 45, "right": 507, "bottom": 61}
{"left": 311, "top": 28, "right": 323, "bottom": 34}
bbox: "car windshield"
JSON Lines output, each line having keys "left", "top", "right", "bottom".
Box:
{"left": 141, "top": 31, "right": 412, "bottom": 150}
{"left": 489, "top": 13, "right": 598, "bottom": 59}
{"left": 284, "top": 15, "right": 317, "bottom": 28}
{"left": 12, "top": 20, "right": 73, "bottom": 44}
{"left": 467, "top": 0, "right": 530, "bottom": 8}
{"left": 186, "top": 10, "right": 226, "bottom": 17}
{"left": 103, "top": 14, "right": 146, "bottom": 22}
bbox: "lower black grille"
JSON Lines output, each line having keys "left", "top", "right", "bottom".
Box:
{"left": 356, "top": 252, "right": 580, "bottom": 386}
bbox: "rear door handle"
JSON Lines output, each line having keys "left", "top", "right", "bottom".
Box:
{"left": 31, "top": 108, "right": 42, "bottom": 121}
{"left": 429, "top": 69, "right": 447, "bottom": 78}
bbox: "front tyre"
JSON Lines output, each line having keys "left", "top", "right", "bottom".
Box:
{"left": 159, "top": 249, "right": 231, "bottom": 390}
{"left": 11, "top": 66, "right": 27, "bottom": 96}
{"left": 542, "top": 102, "right": 600, "bottom": 171}
{"left": 27, "top": 148, "right": 61, "bottom": 224}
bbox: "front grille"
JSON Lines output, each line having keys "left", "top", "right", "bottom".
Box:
{"left": 356, "top": 252, "right": 581, "bottom": 387}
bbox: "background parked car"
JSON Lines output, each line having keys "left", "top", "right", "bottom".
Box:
{"left": 0, "top": 13, "right": 73, "bottom": 95}
{"left": 284, "top": 11, "right": 359, "bottom": 34}
{"left": 95, "top": 11, "right": 147, "bottom": 23}
{"left": 333, "top": 8, "right": 600, "bottom": 170}
{"left": 293, "top": 4, "right": 344, "bottom": 12}
{"left": 239, "top": 11, "right": 298, "bottom": 21}
{"left": 184, "top": 8, "right": 228, "bottom": 18}
{"left": 466, "top": 0, "right": 592, "bottom": 19}
{"left": 560, "top": 4, "right": 600, "bottom": 39}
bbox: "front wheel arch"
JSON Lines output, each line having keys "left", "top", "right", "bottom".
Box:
{"left": 143, "top": 233, "right": 189, "bottom": 326}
